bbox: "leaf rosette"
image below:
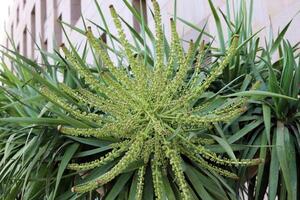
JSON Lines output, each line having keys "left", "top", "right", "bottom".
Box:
{"left": 40, "top": 1, "right": 262, "bottom": 199}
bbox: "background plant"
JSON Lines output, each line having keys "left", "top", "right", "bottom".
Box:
{"left": 185, "top": 1, "right": 300, "bottom": 200}
{"left": 239, "top": 40, "right": 300, "bottom": 200}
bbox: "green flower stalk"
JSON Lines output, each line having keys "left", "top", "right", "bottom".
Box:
{"left": 136, "top": 166, "right": 146, "bottom": 200}
{"left": 39, "top": 0, "right": 262, "bottom": 198}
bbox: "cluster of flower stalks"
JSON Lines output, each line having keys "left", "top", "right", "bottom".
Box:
{"left": 40, "top": 0, "right": 262, "bottom": 199}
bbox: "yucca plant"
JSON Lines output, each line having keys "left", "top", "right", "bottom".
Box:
{"left": 0, "top": 44, "right": 84, "bottom": 199}
{"left": 35, "top": 1, "right": 265, "bottom": 199}
{"left": 178, "top": 1, "right": 300, "bottom": 199}
{"left": 238, "top": 40, "right": 300, "bottom": 200}
{"left": 1, "top": 0, "right": 262, "bottom": 199}
{"left": 188, "top": 1, "right": 300, "bottom": 200}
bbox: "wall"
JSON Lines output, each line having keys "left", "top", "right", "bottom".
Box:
{"left": 3, "top": 0, "right": 300, "bottom": 66}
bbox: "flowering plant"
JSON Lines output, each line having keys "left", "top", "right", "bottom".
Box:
{"left": 37, "top": 1, "right": 262, "bottom": 199}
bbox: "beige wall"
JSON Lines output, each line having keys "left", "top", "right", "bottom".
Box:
{"left": 4, "top": 0, "right": 80, "bottom": 61}
{"left": 3, "top": 0, "right": 300, "bottom": 64}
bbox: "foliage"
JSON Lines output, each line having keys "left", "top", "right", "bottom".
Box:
{"left": 0, "top": 49, "right": 80, "bottom": 199}
{"left": 192, "top": 1, "right": 300, "bottom": 199}
{"left": 240, "top": 41, "right": 300, "bottom": 200}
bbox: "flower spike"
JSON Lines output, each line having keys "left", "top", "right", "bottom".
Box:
{"left": 44, "top": 2, "right": 262, "bottom": 197}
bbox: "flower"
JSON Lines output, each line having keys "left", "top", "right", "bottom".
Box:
{"left": 40, "top": 1, "right": 262, "bottom": 199}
